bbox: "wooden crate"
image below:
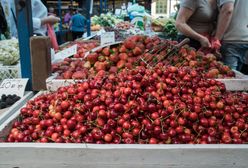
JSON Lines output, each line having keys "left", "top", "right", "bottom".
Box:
{"left": 0, "top": 92, "right": 247, "bottom": 167}
{"left": 47, "top": 69, "right": 248, "bottom": 92}
{"left": 0, "top": 143, "right": 247, "bottom": 168}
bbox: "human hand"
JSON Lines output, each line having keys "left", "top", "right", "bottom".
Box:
{"left": 211, "top": 37, "right": 221, "bottom": 50}
{"left": 199, "top": 36, "right": 211, "bottom": 48}
{"left": 43, "top": 16, "right": 60, "bottom": 25}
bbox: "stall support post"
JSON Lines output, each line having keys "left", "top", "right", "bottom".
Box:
{"left": 100, "top": 0, "right": 103, "bottom": 14}
{"left": 15, "top": 0, "right": 33, "bottom": 90}
{"left": 86, "top": 0, "right": 92, "bottom": 36}
{"left": 57, "top": 0, "right": 63, "bottom": 44}
{"left": 113, "top": 0, "right": 115, "bottom": 13}
{"left": 104, "top": 0, "right": 107, "bottom": 13}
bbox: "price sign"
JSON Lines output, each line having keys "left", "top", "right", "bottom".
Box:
{"left": 55, "top": 44, "right": 77, "bottom": 61}
{"left": 0, "top": 79, "right": 29, "bottom": 97}
{"left": 101, "top": 32, "right": 115, "bottom": 46}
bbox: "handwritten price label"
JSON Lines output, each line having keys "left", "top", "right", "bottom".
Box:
{"left": 0, "top": 79, "right": 29, "bottom": 97}
{"left": 101, "top": 32, "right": 115, "bottom": 46}
{"left": 55, "top": 44, "right": 77, "bottom": 61}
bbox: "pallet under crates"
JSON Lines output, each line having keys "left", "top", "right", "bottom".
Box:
{"left": 0, "top": 89, "right": 247, "bottom": 168}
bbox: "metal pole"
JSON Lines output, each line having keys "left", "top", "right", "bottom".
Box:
{"left": 15, "top": 0, "right": 33, "bottom": 90}
{"left": 113, "top": 0, "right": 115, "bottom": 13}
{"left": 86, "top": 0, "right": 92, "bottom": 36}
{"left": 57, "top": 0, "right": 63, "bottom": 44}
{"left": 100, "top": 0, "right": 102, "bottom": 14}
{"left": 104, "top": 0, "right": 107, "bottom": 13}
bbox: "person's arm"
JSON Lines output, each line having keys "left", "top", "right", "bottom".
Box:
{"left": 175, "top": 7, "right": 211, "bottom": 48}
{"left": 214, "top": 2, "right": 234, "bottom": 40}
{"left": 41, "top": 15, "right": 60, "bottom": 26}
{"left": 33, "top": 15, "right": 60, "bottom": 30}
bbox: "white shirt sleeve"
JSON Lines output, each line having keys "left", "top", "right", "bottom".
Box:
{"left": 32, "top": 18, "right": 42, "bottom": 30}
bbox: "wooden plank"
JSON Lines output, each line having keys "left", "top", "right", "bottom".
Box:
{"left": 0, "top": 144, "right": 247, "bottom": 168}
{"left": 46, "top": 75, "right": 86, "bottom": 91}
{"left": 217, "top": 79, "right": 248, "bottom": 91}
{"left": 30, "top": 36, "right": 52, "bottom": 91}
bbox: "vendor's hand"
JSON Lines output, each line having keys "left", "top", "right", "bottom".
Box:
{"left": 43, "top": 16, "right": 60, "bottom": 25}
{"left": 211, "top": 37, "right": 221, "bottom": 50}
{"left": 199, "top": 36, "right": 211, "bottom": 48}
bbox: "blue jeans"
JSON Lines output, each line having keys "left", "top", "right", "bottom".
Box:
{"left": 221, "top": 43, "right": 248, "bottom": 71}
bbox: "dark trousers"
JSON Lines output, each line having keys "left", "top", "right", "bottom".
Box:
{"left": 72, "top": 31, "right": 84, "bottom": 40}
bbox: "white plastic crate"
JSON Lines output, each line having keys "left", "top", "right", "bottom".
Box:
{"left": 0, "top": 63, "right": 21, "bottom": 82}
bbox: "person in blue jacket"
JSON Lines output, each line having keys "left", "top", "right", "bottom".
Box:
{"left": 70, "top": 8, "right": 86, "bottom": 40}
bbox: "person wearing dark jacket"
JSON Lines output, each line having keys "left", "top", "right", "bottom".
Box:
{"left": 70, "top": 8, "right": 86, "bottom": 40}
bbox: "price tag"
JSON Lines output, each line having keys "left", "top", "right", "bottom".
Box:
{"left": 55, "top": 44, "right": 77, "bottom": 61}
{"left": 0, "top": 79, "right": 29, "bottom": 97}
{"left": 101, "top": 32, "right": 115, "bottom": 46}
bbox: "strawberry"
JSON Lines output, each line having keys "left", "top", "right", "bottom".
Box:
{"left": 94, "top": 61, "right": 107, "bottom": 72}
{"left": 102, "top": 47, "right": 110, "bottom": 56}
{"left": 63, "top": 71, "right": 73, "bottom": 79}
{"left": 124, "top": 40, "right": 135, "bottom": 49}
{"left": 98, "top": 56, "right": 106, "bottom": 62}
{"left": 119, "top": 53, "right": 128, "bottom": 61}
{"left": 109, "top": 54, "right": 120, "bottom": 63}
{"left": 87, "top": 53, "right": 98, "bottom": 64}
{"left": 119, "top": 45, "right": 127, "bottom": 53}
{"left": 72, "top": 71, "right": 87, "bottom": 79}
{"left": 133, "top": 47, "right": 142, "bottom": 56}
{"left": 117, "top": 60, "right": 126, "bottom": 69}
{"left": 109, "top": 66, "right": 118, "bottom": 73}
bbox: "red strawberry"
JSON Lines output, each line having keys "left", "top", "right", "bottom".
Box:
{"left": 119, "top": 53, "right": 128, "bottom": 61}
{"left": 109, "top": 54, "right": 120, "bottom": 63}
{"left": 119, "top": 45, "right": 127, "bottom": 53}
{"left": 133, "top": 47, "right": 142, "bottom": 56}
{"left": 102, "top": 47, "right": 110, "bottom": 56}
{"left": 117, "top": 60, "right": 126, "bottom": 69}
{"left": 87, "top": 53, "right": 98, "bottom": 64}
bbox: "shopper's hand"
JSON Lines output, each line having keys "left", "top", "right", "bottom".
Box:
{"left": 199, "top": 36, "right": 211, "bottom": 48}
{"left": 211, "top": 37, "right": 221, "bottom": 50}
{"left": 42, "top": 16, "right": 60, "bottom": 25}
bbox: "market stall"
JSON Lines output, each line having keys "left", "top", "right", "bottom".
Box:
{"left": 0, "top": 0, "right": 247, "bottom": 168}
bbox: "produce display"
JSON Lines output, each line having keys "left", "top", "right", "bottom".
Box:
{"left": 52, "top": 36, "right": 162, "bottom": 79}
{"left": 73, "top": 41, "right": 99, "bottom": 58}
{"left": 91, "top": 13, "right": 122, "bottom": 27}
{"left": 0, "top": 38, "right": 19, "bottom": 65}
{"left": 3, "top": 65, "right": 248, "bottom": 143}
{"left": 163, "top": 20, "right": 178, "bottom": 40}
{"left": 91, "top": 24, "right": 101, "bottom": 32}
{"left": 52, "top": 35, "right": 235, "bottom": 80}
{"left": 58, "top": 40, "right": 99, "bottom": 59}
{"left": 0, "top": 94, "right": 20, "bottom": 109}
{"left": 116, "top": 21, "right": 134, "bottom": 30}
{"left": 91, "top": 27, "right": 125, "bottom": 41}
{"left": 151, "top": 18, "right": 178, "bottom": 40}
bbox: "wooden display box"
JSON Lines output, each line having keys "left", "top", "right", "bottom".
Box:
{"left": 46, "top": 69, "right": 248, "bottom": 92}
{"left": 0, "top": 143, "right": 247, "bottom": 168}
{"left": 0, "top": 92, "right": 247, "bottom": 168}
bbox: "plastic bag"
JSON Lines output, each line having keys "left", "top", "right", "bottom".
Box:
{"left": 47, "top": 24, "right": 59, "bottom": 51}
